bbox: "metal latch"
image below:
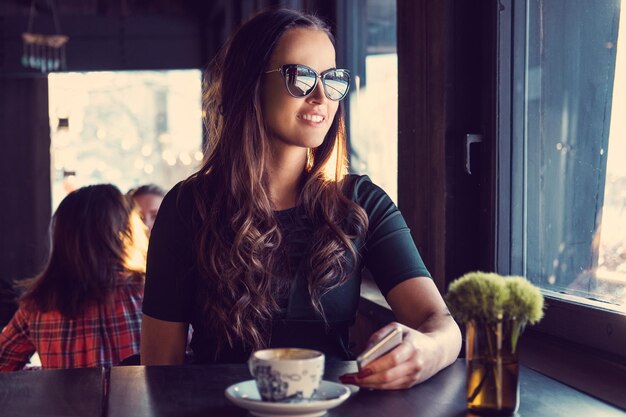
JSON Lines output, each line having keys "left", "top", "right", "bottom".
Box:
{"left": 464, "top": 134, "right": 483, "bottom": 175}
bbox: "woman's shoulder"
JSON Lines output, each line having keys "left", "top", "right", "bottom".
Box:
{"left": 345, "top": 174, "right": 390, "bottom": 204}
{"left": 163, "top": 180, "right": 194, "bottom": 212}
{"left": 157, "top": 177, "right": 205, "bottom": 227}
{"left": 115, "top": 272, "right": 145, "bottom": 287}
{"left": 10, "top": 300, "right": 36, "bottom": 324}
{"left": 150, "top": 175, "right": 215, "bottom": 249}
{"left": 112, "top": 273, "right": 144, "bottom": 302}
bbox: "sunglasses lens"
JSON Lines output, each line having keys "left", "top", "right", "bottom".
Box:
{"left": 323, "top": 70, "right": 350, "bottom": 101}
{"left": 279, "top": 65, "right": 350, "bottom": 101}
{"left": 284, "top": 65, "right": 317, "bottom": 97}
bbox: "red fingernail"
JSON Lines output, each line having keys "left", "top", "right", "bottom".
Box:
{"left": 339, "top": 375, "right": 357, "bottom": 384}
{"left": 357, "top": 368, "right": 373, "bottom": 378}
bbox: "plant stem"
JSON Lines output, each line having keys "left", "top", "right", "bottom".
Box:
{"left": 467, "top": 322, "right": 502, "bottom": 405}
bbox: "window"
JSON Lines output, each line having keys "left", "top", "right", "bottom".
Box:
{"left": 347, "top": 0, "right": 398, "bottom": 202}
{"left": 48, "top": 70, "right": 202, "bottom": 209}
{"left": 498, "top": 0, "right": 625, "bottom": 353}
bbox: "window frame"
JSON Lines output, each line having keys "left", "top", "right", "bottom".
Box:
{"left": 496, "top": 0, "right": 626, "bottom": 359}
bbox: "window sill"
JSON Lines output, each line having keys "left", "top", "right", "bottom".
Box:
{"left": 358, "top": 283, "right": 626, "bottom": 411}
{"left": 518, "top": 329, "right": 626, "bottom": 410}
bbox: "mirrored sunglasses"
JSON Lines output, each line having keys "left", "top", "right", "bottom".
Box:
{"left": 265, "top": 64, "right": 351, "bottom": 101}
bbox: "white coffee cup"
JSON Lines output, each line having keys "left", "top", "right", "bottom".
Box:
{"left": 248, "top": 348, "right": 325, "bottom": 402}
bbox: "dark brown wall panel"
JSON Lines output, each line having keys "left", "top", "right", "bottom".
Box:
{"left": 0, "top": 77, "right": 51, "bottom": 286}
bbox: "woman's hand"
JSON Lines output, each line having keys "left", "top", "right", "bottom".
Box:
{"left": 339, "top": 278, "right": 462, "bottom": 389}
{"left": 339, "top": 322, "right": 444, "bottom": 389}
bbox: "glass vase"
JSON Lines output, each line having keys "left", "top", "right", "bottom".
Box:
{"left": 465, "top": 319, "right": 524, "bottom": 415}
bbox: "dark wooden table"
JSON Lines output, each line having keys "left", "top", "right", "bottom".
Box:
{"left": 106, "top": 360, "right": 625, "bottom": 417}
{"left": 0, "top": 360, "right": 623, "bottom": 416}
{"left": 0, "top": 367, "right": 104, "bottom": 417}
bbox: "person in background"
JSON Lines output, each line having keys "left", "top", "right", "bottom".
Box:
{"left": 0, "top": 184, "right": 148, "bottom": 371}
{"left": 128, "top": 184, "right": 165, "bottom": 232}
{"left": 141, "top": 9, "right": 461, "bottom": 389}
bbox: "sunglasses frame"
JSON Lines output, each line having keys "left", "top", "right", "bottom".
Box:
{"left": 265, "top": 64, "right": 351, "bottom": 101}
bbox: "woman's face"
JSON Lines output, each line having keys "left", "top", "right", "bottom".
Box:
{"left": 133, "top": 193, "right": 163, "bottom": 231}
{"left": 262, "top": 28, "right": 340, "bottom": 152}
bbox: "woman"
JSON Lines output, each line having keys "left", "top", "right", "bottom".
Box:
{"left": 141, "top": 9, "right": 461, "bottom": 389}
{"left": 0, "top": 184, "right": 148, "bottom": 371}
{"left": 128, "top": 184, "right": 166, "bottom": 232}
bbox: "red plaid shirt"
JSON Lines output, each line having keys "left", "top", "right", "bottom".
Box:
{"left": 0, "top": 279, "right": 143, "bottom": 371}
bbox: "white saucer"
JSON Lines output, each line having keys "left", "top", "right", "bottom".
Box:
{"left": 225, "top": 379, "right": 351, "bottom": 417}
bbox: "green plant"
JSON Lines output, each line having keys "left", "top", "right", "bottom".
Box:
{"left": 445, "top": 271, "right": 544, "bottom": 325}
{"left": 445, "top": 272, "right": 545, "bottom": 411}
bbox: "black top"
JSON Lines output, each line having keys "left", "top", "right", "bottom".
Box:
{"left": 143, "top": 175, "right": 430, "bottom": 363}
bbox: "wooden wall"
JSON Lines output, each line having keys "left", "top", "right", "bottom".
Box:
{"left": 397, "top": 0, "right": 496, "bottom": 291}
{"left": 0, "top": 77, "right": 51, "bottom": 325}
{"left": 0, "top": 77, "right": 51, "bottom": 280}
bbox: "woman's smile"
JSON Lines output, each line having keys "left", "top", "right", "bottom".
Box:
{"left": 297, "top": 112, "right": 326, "bottom": 126}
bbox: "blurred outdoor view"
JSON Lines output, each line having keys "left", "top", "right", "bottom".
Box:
{"left": 48, "top": 70, "right": 203, "bottom": 210}
{"left": 350, "top": 53, "right": 397, "bottom": 203}
{"left": 349, "top": 0, "right": 397, "bottom": 203}
{"left": 524, "top": 0, "right": 625, "bottom": 312}
{"left": 597, "top": 7, "right": 626, "bottom": 309}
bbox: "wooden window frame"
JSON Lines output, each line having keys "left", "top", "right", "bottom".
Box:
{"left": 395, "top": 0, "right": 626, "bottom": 408}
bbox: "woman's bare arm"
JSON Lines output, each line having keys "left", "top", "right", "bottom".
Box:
{"left": 140, "top": 314, "right": 188, "bottom": 365}
{"left": 340, "top": 277, "right": 462, "bottom": 389}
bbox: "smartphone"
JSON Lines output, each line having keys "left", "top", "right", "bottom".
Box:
{"left": 356, "top": 325, "right": 403, "bottom": 370}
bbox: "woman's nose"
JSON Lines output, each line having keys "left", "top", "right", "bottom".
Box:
{"left": 306, "top": 78, "right": 327, "bottom": 103}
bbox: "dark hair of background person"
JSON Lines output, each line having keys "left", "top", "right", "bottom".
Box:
{"left": 20, "top": 184, "right": 147, "bottom": 319}
{"left": 129, "top": 184, "right": 166, "bottom": 199}
{"left": 183, "top": 8, "right": 369, "bottom": 355}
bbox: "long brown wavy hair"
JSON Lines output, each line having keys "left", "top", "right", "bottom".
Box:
{"left": 186, "top": 9, "right": 368, "bottom": 354}
{"left": 21, "top": 184, "right": 148, "bottom": 318}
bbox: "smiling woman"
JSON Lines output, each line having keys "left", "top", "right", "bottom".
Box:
{"left": 140, "top": 8, "right": 460, "bottom": 390}
{"left": 261, "top": 27, "right": 341, "bottom": 156}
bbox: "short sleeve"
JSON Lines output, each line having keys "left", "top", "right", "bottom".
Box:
{"left": 142, "top": 182, "right": 196, "bottom": 323}
{"left": 353, "top": 176, "right": 431, "bottom": 296}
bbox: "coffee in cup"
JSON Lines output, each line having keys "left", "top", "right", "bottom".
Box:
{"left": 248, "top": 348, "right": 325, "bottom": 402}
